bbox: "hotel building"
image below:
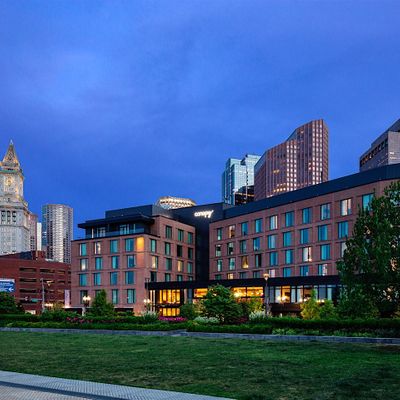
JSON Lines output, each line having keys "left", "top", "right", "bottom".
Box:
{"left": 254, "top": 120, "right": 329, "bottom": 200}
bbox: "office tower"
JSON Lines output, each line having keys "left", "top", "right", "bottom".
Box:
{"left": 42, "top": 204, "right": 73, "bottom": 263}
{"left": 28, "top": 213, "right": 38, "bottom": 251}
{"left": 254, "top": 119, "right": 329, "bottom": 200}
{"left": 0, "top": 141, "right": 31, "bottom": 254}
{"left": 155, "top": 196, "right": 196, "bottom": 209}
{"left": 222, "top": 154, "right": 261, "bottom": 205}
{"left": 359, "top": 119, "right": 400, "bottom": 171}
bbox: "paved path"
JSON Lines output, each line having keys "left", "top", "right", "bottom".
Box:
{"left": 0, "top": 371, "right": 232, "bottom": 400}
{"left": 1, "top": 327, "right": 400, "bottom": 345}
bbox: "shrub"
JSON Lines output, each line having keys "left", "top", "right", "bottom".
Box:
{"left": 300, "top": 290, "right": 320, "bottom": 320}
{"left": 140, "top": 310, "right": 159, "bottom": 323}
{"left": 249, "top": 311, "right": 268, "bottom": 324}
{"left": 319, "top": 300, "right": 337, "bottom": 319}
{"left": 179, "top": 303, "right": 198, "bottom": 320}
{"left": 193, "top": 316, "right": 219, "bottom": 325}
{"left": 0, "top": 293, "right": 23, "bottom": 314}
{"left": 88, "top": 290, "right": 115, "bottom": 317}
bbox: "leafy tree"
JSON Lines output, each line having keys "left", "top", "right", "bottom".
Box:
{"left": 300, "top": 290, "right": 320, "bottom": 320}
{"left": 201, "top": 285, "right": 242, "bottom": 323}
{"left": 88, "top": 290, "right": 115, "bottom": 317}
{"left": 179, "top": 302, "right": 199, "bottom": 320}
{"left": 337, "top": 181, "right": 400, "bottom": 318}
{"left": 319, "top": 300, "right": 337, "bottom": 319}
{"left": 0, "top": 292, "right": 22, "bottom": 314}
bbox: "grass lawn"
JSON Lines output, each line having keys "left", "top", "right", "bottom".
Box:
{"left": 0, "top": 332, "right": 399, "bottom": 400}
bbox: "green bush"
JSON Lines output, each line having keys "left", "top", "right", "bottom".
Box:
{"left": 179, "top": 303, "right": 198, "bottom": 320}
{"left": 0, "top": 293, "right": 23, "bottom": 314}
{"left": 87, "top": 290, "right": 115, "bottom": 317}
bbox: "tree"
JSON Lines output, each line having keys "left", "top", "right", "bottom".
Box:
{"left": 337, "top": 181, "right": 400, "bottom": 318}
{"left": 179, "top": 302, "right": 199, "bottom": 320}
{"left": 0, "top": 292, "right": 22, "bottom": 314}
{"left": 300, "top": 290, "right": 320, "bottom": 320}
{"left": 88, "top": 290, "right": 115, "bottom": 317}
{"left": 201, "top": 285, "right": 242, "bottom": 323}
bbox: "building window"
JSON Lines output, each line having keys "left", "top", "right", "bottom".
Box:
{"left": 165, "top": 225, "right": 173, "bottom": 239}
{"left": 110, "top": 272, "right": 118, "bottom": 285}
{"left": 226, "top": 242, "right": 233, "bottom": 256}
{"left": 94, "top": 242, "right": 101, "bottom": 255}
{"left": 215, "top": 244, "right": 222, "bottom": 257}
{"left": 227, "top": 273, "right": 234, "bottom": 280}
{"left": 79, "top": 290, "right": 88, "bottom": 304}
{"left": 268, "top": 269, "right": 276, "bottom": 278}
{"left": 320, "top": 244, "right": 331, "bottom": 260}
{"left": 177, "top": 274, "right": 183, "bottom": 282}
{"left": 285, "top": 211, "right": 294, "bottom": 227}
{"left": 188, "top": 232, "right": 194, "bottom": 245}
{"left": 241, "top": 256, "right": 249, "bottom": 269}
{"left": 239, "top": 240, "right": 247, "bottom": 254}
{"left": 228, "top": 225, "right": 236, "bottom": 238}
{"left": 320, "top": 203, "right": 331, "bottom": 220}
{"left": 269, "top": 215, "right": 278, "bottom": 230}
{"left": 253, "top": 271, "right": 261, "bottom": 278}
{"left": 229, "top": 258, "right": 235, "bottom": 270}
{"left": 283, "top": 267, "right": 292, "bottom": 277}
{"left": 267, "top": 234, "right": 276, "bottom": 249}
{"left": 318, "top": 225, "right": 328, "bottom": 241}
{"left": 165, "top": 273, "right": 171, "bottom": 282}
{"left": 93, "top": 273, "right": 101, "bottom": 286}
{"left": 80, "top": 258, "right": 88, "bottom": 271}
{"left": 299, "top": 265, "right": 309, "bottom": 276}
{"left": 150, "top": 239, "right": 157, "bottom": 253}
{"left": 285, "top": 249, "right": 294, "bottom": 264}
{"left": 165, "top": 258, "right": 172, "bottom": 271}
{"left": 283, "top": 231, "right": 292, "bottom": 247}
{"left": 217, "top": 259, "right": 223, "bottom": 272}
{"left": 79, "top": 243, "right": 87, "bottom": 256}
{"left": 151, "top": 256, "right": 158, "bottom": 269}
{"left": 177, "top": 229, "right": 184, "bottom": 242}
{"left": 215, "top": 274, "right": 222, "bottom": 280}
{"left": 127, "top": 255, "right": 135, "bottom": 268}
{"left": 177, "top": 260, "right": 184, "bottom": 272}
{"left": 253, "top": 237, "right": 261, "bottom": 251}
{"left": 302, "top": 247, "right": 312, "bottom": 262}
{"left": 269, "top": 251, "right": 278, "bottom": 266}
{"left": 127, "top": 289, "right": 136, "bottom": 304}
{"left": 340, "top": 198, "right": 352, "bottom": 216}
{"left": 111, "top": 256, "right": 119, "bottom": 269}
{"left": 239, "top": 272, "right": 247, "bottom": 279}
{"left": 217, "top": 228, "right": 222, "bottom": 241}
{"left": 150, "top": 271, "right": 157, "bottom": 282}
{"left": 125, "top": 271, "right": 135, "bottom": 284}
{"left": 318, "top": 263, "right": 328, "bottom": 276}
{"left": 112, "top": 289, "right": 119, "bottom": 304}
{"left": 120, "top": 224, "right": 129, "bottom": 235}
{"left": 110, "top": 240, "right": 118, "bottom": 253}
{"left": 255, "top": 253, "right": 262, "bottom": 268}
{"left": 340, "top": 242, "right": 347, "bottom": 258}
{"left": 255, "top": 218, "right": 263, "bottom": 233}
{"left": 177, "top": 245, "right": 183, "bottom": 257}
{"left": 79, "top": 274, "right": 87, "bottom": 286}
{"left": 302, "top": 207, "right": 312, "bottom": 224}
{"left": 300, "top": 228, "right": 310, "bottom": 245}
{"left": 362, "top": 193, "right": 374, "bottom": 210}
{"left": 241, "top": 222, "right": 248, "bottom": 236}
{"left": 125, "top": 238, "right": 134, "bottom": 252}
{"left": 95, "top": 257, "right": 103, "bottom": 270}
{"left": 338, "top": 221, "right": 349, "bottom": 239}
{"left": 187, "top": 262, "right": 193, "bottom": 274}
{"left": 165, "top": 242, "right": 171, "bottom": 256}
{"left": 188, "top": 248, "right": 194, "bottom": 260}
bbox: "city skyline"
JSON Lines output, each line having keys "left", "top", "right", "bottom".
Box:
{"left": 1, "top": 1, "right": 399, "bottom": 232}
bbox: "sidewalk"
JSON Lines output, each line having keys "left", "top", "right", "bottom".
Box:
{"left": 0, "top": 371, "right": 233, "bottom": 400}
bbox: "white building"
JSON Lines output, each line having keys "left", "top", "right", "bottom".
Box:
{"left": 42, "top": 204, "right": 73, "bottom": 263}
{"left": 0, "top": 141, "right": 32, "bottom": 254}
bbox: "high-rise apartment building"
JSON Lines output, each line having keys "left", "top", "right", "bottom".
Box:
{"left": 0, "top": 141, "right": 32, "bottom": 255}
{"left": 42, "top": 204, "right": 73, "bottom": 263}
{"left": 222, "top": 154, "right": 261, "bottom": 205}
{"left": 254, "top": 120, "right": 329, "bottom": 200}
{"left": 359, "top": 119, "right": 400, "bottom": 172}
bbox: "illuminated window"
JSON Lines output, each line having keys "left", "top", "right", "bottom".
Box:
{"left": 94, "top": 242, "right": 101, "bottom": 255}
{"left": 269, "top": 215, "right": 278, "bottom": 230}
{"left": 302, "top": 247, "right": 312, "bottom": 262}
{"left": 80, "top": 258, "right": 88, "bottom": 271}
{"left": 177, "top": 260, "right": 184, "bottom": 272}
{"left": 241, "top": 256, "right": 249, "bottom": 268}
{"left": 151, "top": 256, "right": 158, "bottom": 269}
{"left": 318, "top": 263, "right": 328, "bottom": 276}
{"left": 227, "top": 273, "right": 234, "bottom": 280}
{"left": 228, "top": 225, "right": 235, "bottom": 238}
{"left": 340, "top": 242, "right": 347, "bottom": 257}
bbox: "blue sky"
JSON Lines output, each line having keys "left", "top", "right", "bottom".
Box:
{"left": 0, "top": 0, "right": 399, "bottom": 236}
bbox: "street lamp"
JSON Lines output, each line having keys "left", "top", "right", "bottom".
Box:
{"left": 40, "top": 279, "right": 53, "bottom": 313}
{"left": 263, "top": 273, "right": 271, "bottom": 317}
{"left": 143, "top": 298, "right": 151, "bottom": 312}
{"left": 82, "top": 295, "right": 91, "bottom": 316}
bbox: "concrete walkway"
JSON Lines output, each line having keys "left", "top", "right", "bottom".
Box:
{"left": 0, "top": 371, "right": 232, "bottom": 400}
{"left": 1, "top": 327, "right": 400, "bottom": 345}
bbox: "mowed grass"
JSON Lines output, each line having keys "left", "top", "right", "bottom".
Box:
{"left": 0, "top": 333, "right": 399, "bottom": 400}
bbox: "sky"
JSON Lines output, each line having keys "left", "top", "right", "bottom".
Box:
{"left": 0, "top": 0, "right": 399, "bottom": 237}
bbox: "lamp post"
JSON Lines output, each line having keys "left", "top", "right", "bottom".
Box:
{"left": 263, "top": 273, "right": 271, "bottom": 317}
{"left": 143, "top": 298, "right": 151, "bottom": 312}
{"left": 82, "top": 295, "right": 91, "bottom": 316}
{"left": 40, "top": 279, "right": 53, "bottom": 313}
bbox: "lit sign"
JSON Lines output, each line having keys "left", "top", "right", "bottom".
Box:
{"left": 0, "top": 278, "right": 15, "bottom": 293}
{"left": 194, "top": 210, "right": 214, "bottom": 219}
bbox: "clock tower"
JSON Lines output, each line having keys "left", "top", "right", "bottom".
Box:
{"left": 0, "top": 141, "right": 31, "bottom": 254}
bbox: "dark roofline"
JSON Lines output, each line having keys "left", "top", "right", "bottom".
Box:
{"left": 78, "top": 213, "right": 155, "bottom": 229}
{"left": 219, "top": 163, "right": 400, "bottom": 220}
